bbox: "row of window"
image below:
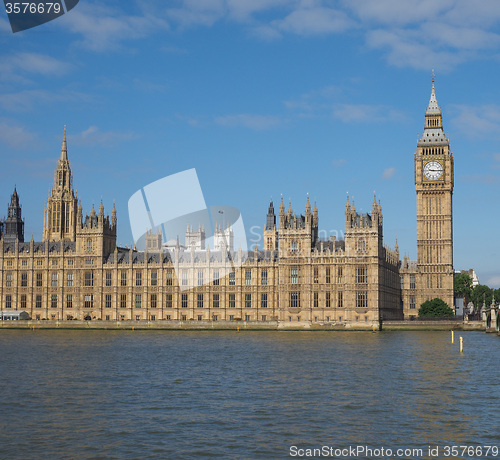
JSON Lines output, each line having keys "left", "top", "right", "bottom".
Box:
{"left": 289, "top": 291, "right": 367, "bottom": 309}
{"left": 3, "top": 291, "right": 370, "bottom": 309}
{"left": 3, "top": 266, "right": 374, "bottom": 288}
{"left": 3, "top": 259, "right": 77, "bottom": 268}
{"left": 291, "top": 267, "right": 369, "bottom": 284}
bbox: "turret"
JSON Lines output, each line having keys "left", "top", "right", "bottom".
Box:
{"left": 77, "top": 200, "right": 83, "bottom": 227}
{"left": 3, "top": 187, "right": 24, "bottom": 243}
{"left": 278, "top": 195, "right": 285, "bottom": 227}
{"left": 265, "top": 199, "right": 276, "bottom": 231}
{"left": 111, "top": 202, "right": 117, "bottom": 229}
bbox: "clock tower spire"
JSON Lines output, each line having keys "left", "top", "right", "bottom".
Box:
{"left": 415, "top": 73, "right": 454, "bottom": 309}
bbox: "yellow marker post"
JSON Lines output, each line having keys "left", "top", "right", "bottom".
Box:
{"left": 237, "top": 326, "right": 240, "bottom": 332}
{"left": 460, "top": 336, "right": 463, "bottom": 353}
{"left": 451, "top": 330, "right": 454, "bottom": 343}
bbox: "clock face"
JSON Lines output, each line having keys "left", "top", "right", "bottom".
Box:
{"left": 424, "top": 161, "right": 443, "bottom": 180}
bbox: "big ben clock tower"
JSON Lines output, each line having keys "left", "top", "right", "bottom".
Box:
{"left": 415, "top": 73, "right": 454, "bottom": 308}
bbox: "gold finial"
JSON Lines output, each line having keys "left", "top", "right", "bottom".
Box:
{"left": 432, "top": 69, "right": 435, "bottom": 83}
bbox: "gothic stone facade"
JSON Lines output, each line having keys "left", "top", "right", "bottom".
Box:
{"left": 0, "top": 80, "right": 454, "bottom": 324}
{"left": 400, "top": 76, "right": 454, "bottom": 319}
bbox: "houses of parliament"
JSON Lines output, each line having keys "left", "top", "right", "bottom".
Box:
{"left": 0, "top": 79, "right": 454, "bottom": 325}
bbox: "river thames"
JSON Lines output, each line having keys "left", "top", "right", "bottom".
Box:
{"left": 0, "top": 330, "right": 498, "bottom": 459}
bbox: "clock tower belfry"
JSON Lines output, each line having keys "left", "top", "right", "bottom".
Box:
{"left": 415, "top": 73, "right": 454, "bottom": 308}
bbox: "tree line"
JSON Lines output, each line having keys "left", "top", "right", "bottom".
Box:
{"left": 417, "top": 273, "right": 498, "bottom": 319}
{"left": 454, "top": 272, "right": 499, "bottom": 309}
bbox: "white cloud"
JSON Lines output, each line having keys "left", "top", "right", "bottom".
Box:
{"left": 214, "top": 114, "right": 282, "bottom": 130}
{"left": 332, "top": 159, "right": 347, "bottom": 168}
{"left": 451, "top": 104, "right": 500, "bottom": 137}
{"left": 0, "top": 89, "right": 90, "bottom": 112}
{"left": 271, "top": 7, "right": 354, "bottom": 36}
{"left": 343, "top": 0, "right": 451, "bottom": 26}
{"left": 69, "top": 126, "right": 138, "bottom": 146}
{"left": 333, "top": 103, "right": 404, "bottom": 123}
{"left": 0, "top": 53, "right": 72, "bottom": 82}
{"left": 59, "top": 2, "right": 167, "bottom": 51}
{"left": 227, "top": 0, "right": 290, "bottom": 20}
{"left": 366, "top": 29, "right": 465, "bottom": 71}
{"left": 382, "top": 167, "right": 396, "bottom": 180}
{"left": 420, "top": 22, "right": 500, "bottom": 51}
{"left": 47, "top": 0, "right": 500, "bottom": 70}
{"left": 0, "top": 119, "right": 38, "bottom": 149}
{"left": 354, "top": 0, "right": 500, "bottom": 70}
{"left": 11, "top": 53, "right": 71, "bottom": 76}
{"left": 486, "top": 275, "right": 500, "bottom": 288}
{"left": 284, "top": 85, "right": 342, "bottom": 116}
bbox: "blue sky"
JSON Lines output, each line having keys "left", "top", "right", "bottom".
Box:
{"left": 0, "top": 0, "right": 499, "bottom": 287}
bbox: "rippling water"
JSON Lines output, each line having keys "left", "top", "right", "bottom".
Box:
{"left": 0, "top": 331, "right": 498, "bottom": 459}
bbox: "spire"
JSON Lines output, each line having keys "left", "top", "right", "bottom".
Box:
{"left": 305, "top": 194, "right": 311, "bottom": 214}
{"left": 288, "top": 199, "right": 293, "bottom": 216}
{"left": 98, "top": 198, "right": 104, "bottom": 216}
{"left": 268, "top": 197, "right": 274, "bottom": 212}
{"left": 426, "top": 70, "right": 441, "bottom": 115}
{"left": 111, "top": 201, "right": 117, "bottom": 227}
{"left": 10, "top": 186, "right": 19, "bottom": 207}
{"left": 279, "top": 195, "right": 285, "bottom": 214}
{"left": 61, "top": 126, "right": 68, "bottom": 161}
{"left": 372, "top": 192, "right": 378, "bottom": 216}
{"left": 418, "top": 72, "right": 447, "bottom": 146}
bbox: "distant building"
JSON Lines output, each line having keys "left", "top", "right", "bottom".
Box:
{"left": 457, "top": 268, "right": 479, "bottom": 287}
{"left": 0, "top": 310, "right": 30, "bottom": 320}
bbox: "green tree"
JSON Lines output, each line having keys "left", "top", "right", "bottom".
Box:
{"left": 470, "top": 284, "right": 493, "bottom": 309}
{"left": 494, "top": 288, "right": 500, "bottom": 306}
{"left": 454, "top": 273, "right": 473, "bottom": 306}
{"left": 418, "top": 298, "right": 454, "bottom": 318}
